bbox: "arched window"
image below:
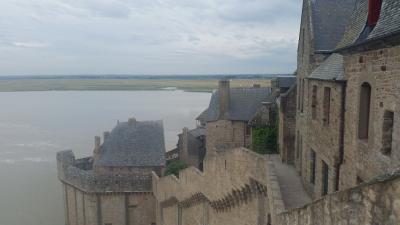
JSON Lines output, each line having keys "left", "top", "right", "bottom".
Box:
{"left": 358, "top": 83, "right": 372, "bottom": 140}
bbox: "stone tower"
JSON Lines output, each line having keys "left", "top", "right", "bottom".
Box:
{"left": 57, "top": 118, "right": 165, "bottom": 225}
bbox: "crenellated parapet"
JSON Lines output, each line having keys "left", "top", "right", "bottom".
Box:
{"left": 276, "top": 169, "right": 400, "bottom": 225}
{"left": 153, "top": 147, "right": 286, "bottom": 225}
{"left": 57, "top": 150, "right": 152, "bottom": 193}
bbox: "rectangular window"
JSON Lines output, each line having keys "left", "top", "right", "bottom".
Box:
{"left": 311, "top": 85, "right": 318, "bottom": 120}
{"left": 301, "top": 28, "right": 305, "bottom": 57}
{"left": 358, "top": 83, "right": 372, "bottom": 140}
{"left": 245, "top": 125, "right": 251, "bottom": 136}
{"left": 382, "top": 110, "right": 394, "bottom": 155}
{"left": 322, "top": 160, "right": 329, "bottom": 196}
{"left": 310, "top": 150, "right": 316, "bottom": 185}
{"left": 323, "top": 87, "right": 331, "bottom": 125}
{"left": 298, "top": 79, "right": 302, "bottom": 111}
{"left": 296, "top": 131, "right": 300, "bottom": 159}
{"left": 301, "top": 79, "right": 305, "bottom": 113}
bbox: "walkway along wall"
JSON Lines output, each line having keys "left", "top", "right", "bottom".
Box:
{"left": 276, "top": 169, "right": 400, "bottom": 225}
{"left": 153, "top": 147, "right": 400, "bottom": 225}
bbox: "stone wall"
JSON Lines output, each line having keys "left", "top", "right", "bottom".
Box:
{"left": 295, "top": 0, "right": 328, "bottom": 177}
{"left": 205, "top": 120, "right": 251, "bottom": 153}
{"left": 57, "top": 151, "right": 157, "bottom": 225}
{"left": 57, "top": 151, "right": 153, "bottom": 193}
{"left": 179, "top": 128, "right": 205, "bottom": 169}
{"left": 300, "top": 79, "right": 345, "bottom": 198}
{"left": 63, "top": 183, "right": 156, "bottom": 225}
{"left": 152, "top": 148, "right": 285, "bottom": 225}
{"left": 278, "top": 85, "right": 297, "bottom": 164}
{"left": 276, "top": 170, "right": 400, "bottom": 225}
{"left": 340, "top": 45, "right": 400, "bottom": 189}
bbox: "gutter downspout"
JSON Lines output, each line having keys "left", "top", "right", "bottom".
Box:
{"left": 335, "top": 82, "right": 347, "bottom": 191}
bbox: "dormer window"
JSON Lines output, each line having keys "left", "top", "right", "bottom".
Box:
{"left": 367, "top": 0, "right": 383, "bottom": 28}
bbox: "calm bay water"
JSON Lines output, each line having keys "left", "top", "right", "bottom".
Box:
{"left": 0, "top": 90, "right": 211, "bottom": 225}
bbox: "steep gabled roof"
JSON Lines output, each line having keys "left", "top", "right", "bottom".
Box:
{"left": 335, "top": 0, "right": 369, "bottom": 49}
{"left": 96, "top": 120, "right": 165, "bottom": 167}
{"left": 200, "top": 88, "right": 272, "bottom": 122}
{"left": 336, "top": 0, "right": 400, "bottom": 50}
{"left": 311, "top": 0, "right": 358, "bottom": 52}
{"left": 308, "top": 54, "right": 345, "bottom": 81}
{"left": 368, "top": 0, "right": 400, "bottom": 40}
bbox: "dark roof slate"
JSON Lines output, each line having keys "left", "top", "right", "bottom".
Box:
{"left": 336, "top": 0, "right": 400, "bottom": 50}
{"left": 336, "top": 0, "right": 369, "bottom": 49}
{"left": 96, "top": 120, "right": 165, "bottom": 167}
{"left": 368, "top": 0, "right": 400, "bottom": 40}
{"left": 308, "top": 54, "right": 345, "bottom": 81}
{"left": 276, "top": 76, "right": 296, "bottom": 88}
{"left": 201, "top": 88, "right": 272, "bottom": 122}
{"left": 311, "top": 0, "right": 358, "bottom": 52}
{"left": 189, "top": 127, "right": 205, "bottom": 138}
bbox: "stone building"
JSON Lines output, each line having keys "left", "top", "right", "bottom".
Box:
{"left": 57, "top": 118, "right": 165, "bottom": 225}
{"left": 294, "top": 0, "right": 358, "bottom": 198}
{"left": 176, "top": 127, "right": 206, "bottom": 170}
{"left": 291, "top": 0, "right": 400, "bottom": 199}
{"left": 336, "top": 0, "right": 400, "bottom": 190}
{"left": 198, "top": 79, "right": 272, "bottom": 153}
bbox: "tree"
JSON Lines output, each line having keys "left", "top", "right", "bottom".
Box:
{"left": 163, "top": 160, "right": 188, "bottom": 177}
{"left": 252, "top": 125, "right": 277, "bottom": 154}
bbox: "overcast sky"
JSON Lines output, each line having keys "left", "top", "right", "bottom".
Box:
{"left": 0, "top": 0, "right": 302, "bottom": 76}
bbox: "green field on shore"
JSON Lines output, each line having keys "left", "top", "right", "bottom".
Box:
{"left": 0, "top": 78, "right": 271, "bottom": 92}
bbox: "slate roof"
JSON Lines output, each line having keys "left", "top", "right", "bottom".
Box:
{"left": 308, "top": 54, "right": 345, "bottom": 81}
{"left": 336, "top": 0, "right": 369, "bottom": 49}
{"left": 336, "top": 0, "right": 400, "bottom": 50}
{"left": 200, "top": 87, "right": 272, "bottom": 122}
{"left": 311, "top": 0, "right": 358, "bottom": 52}
{"left": 275, "top": 76, "right": 296, "bottom": 88}
{"left": 368, "top": 0, "right": 400, "bottom": 40}
{"left": 96, "top": 120, "right": 165, "bottom": 167}
{"left": 189, "top": 127, "right": 205, "bottom": 138}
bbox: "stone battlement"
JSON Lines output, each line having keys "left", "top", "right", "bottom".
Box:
{"left": 57, "top": 150, "right": 152, "bottom": 193}
{"left": 277, "top": 169, "right": 400, "bottom": 225}
{"left": 153, "top": 147, "right": 286, "bottom": 225}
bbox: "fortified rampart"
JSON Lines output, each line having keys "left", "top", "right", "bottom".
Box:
{"left": 57, "top": 150, "right": 156, "bottom": 225}
{"left": 57, "top": 150, "right": 152, "bottom": 193}
{"left": 152, "top": 148, "right": 285, "bottom": 225}
{"left": 277, "top": 170, "right": 400, "bottom": 225}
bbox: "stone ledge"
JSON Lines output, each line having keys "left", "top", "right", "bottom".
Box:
{"left": 57, "top": 150, "right": 152, "bottom": 193}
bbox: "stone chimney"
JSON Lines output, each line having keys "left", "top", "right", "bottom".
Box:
{"left": 182, "top": 127, "right": 189, "bottom": 157}
{"left": 218, "top": 79, "right": 230, "bottom": 119}
{"left": 93, "top": 136, "right": 101, "bottom": 161}
{"left": 103, "top": 131, "right": 110, "bottom": 142}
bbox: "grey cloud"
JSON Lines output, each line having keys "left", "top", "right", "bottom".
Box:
{"left": 11, "top": 42, "right": 48, "bottom": 48}
{"left": 0, "top": 0, "right": 302, "bottom": 75}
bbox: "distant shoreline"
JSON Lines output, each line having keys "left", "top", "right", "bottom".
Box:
{"left": 0, "top": 77, "right": 284, "bottom": 92}
{"left": 0, "top": 74, "right": 291, "bottom": 80}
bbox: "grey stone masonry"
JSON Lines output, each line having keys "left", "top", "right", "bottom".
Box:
{"left": 57, "top": 150, "right": 152, "bottom": 193}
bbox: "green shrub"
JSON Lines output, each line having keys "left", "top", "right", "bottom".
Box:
{"left": 164, "top": 160, "right": 188, "bottom": 177}
{"left": 252, "top": 125, "right": 277, "bottom": 154}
